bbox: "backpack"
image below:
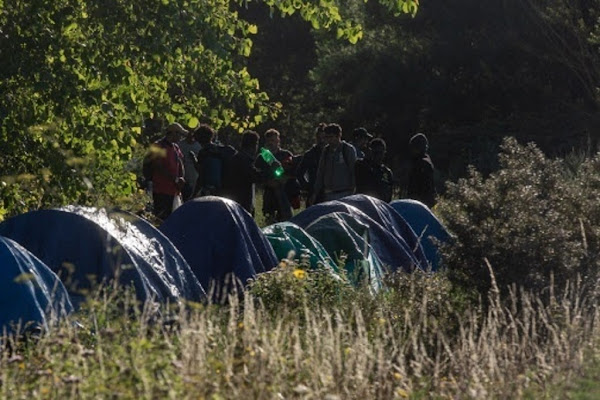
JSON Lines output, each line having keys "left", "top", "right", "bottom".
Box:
{"left": 197, "top": 143, "right": 235, "bottom": 191}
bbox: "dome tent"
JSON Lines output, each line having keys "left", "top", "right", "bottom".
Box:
{"left": 0, "top": 236, "right": 73, "bottom": 335}
{"left": 262, "top": 221, "right": 337, "bottom": 271}
{"left": 338, "top": 194, "right": 428, "bottom": 269}
{"left": 303, "top": 212, "right": 385, "bottom": 292}
{"left": 0, "top": 207, "right": 205, "bottom": 307}
{"left": 291, "top": 199, "right": 426, "bottom": 272}
{"left": 390, "top": 199, "right": 452, "bottom": 271}
{"left": 160, "top": 197, "right": 277, "bottom": 301}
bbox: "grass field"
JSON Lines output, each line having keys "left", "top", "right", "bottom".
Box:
{"left": 0, "top": 269, "right": 598, "bottom": 399}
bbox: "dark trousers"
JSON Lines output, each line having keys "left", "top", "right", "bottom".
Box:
{"left": 153, "top": 192, "right": 174, "bottom": 221}
{"left": 181, "top": 183, "right": 195, "bottom": 202}
{"left": 263, "top": 187, "right": 292, "bottom": 223}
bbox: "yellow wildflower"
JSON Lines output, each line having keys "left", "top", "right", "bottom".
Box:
{"left": 292, "top": 269, "right": 307, "bottom": 279}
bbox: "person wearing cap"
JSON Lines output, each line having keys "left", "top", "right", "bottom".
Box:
{"left": 355, "top": 138, "right": 394, "bottom": 202}
{"left": 148, "top": 123, "right": 186, "bottom": 220}
{"left": 351, "top": 127, "right": 373, "bottom": 159}
{"left": 407, "top": 132, "right": 436, "bottom": 208}
{"left": 178, "top": 124, "right": 202, "bottom": 201}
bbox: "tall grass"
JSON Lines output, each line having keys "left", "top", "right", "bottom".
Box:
{"left": 1, "top": 271, "right": 597, "bottom": 399}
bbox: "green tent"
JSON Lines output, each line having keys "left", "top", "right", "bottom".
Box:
{"left": 304, "top": 212, "right": 384, "bottom": 292}
{"left": 263, "top": 222, "right": 337, "bottom": 271}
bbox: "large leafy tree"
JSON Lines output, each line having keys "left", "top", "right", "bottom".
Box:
{"left": 0, "top": 0, "right": 418, "bottom": 219}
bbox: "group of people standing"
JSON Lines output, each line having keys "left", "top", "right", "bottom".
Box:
{"left": 144, "top": 121, "right": 436, "bottom": 222}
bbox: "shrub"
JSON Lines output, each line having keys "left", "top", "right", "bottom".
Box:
{"left": 247, "top": 257, "right": 357, "bottom": 314}
{"left": 437, "top": 137, "right": 600, "bottom": 296}
{"left": 247, "top": 253, "right": 471, "bottom": 340}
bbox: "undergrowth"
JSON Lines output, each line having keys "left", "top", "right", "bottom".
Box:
{"left": 1, "top": 266, "right": 598, "bottom": 399}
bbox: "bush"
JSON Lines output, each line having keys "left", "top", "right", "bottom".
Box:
{"left": 437, "top": 137, "right": 600, "bottom": 296}
{"left": 247, "top": 257, "right": 357, "bottom": 314}
{"left": 247, "top": 253, "right": 471, "bottom": 340}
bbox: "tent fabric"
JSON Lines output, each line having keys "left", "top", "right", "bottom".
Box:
{"left": 262, "top": 222, "right": 337, "bottom": 271}
{"left": 0, "top": 207, "right": 205, "bottom": 307}
{"left": 338, "top": 195, "right": 429, "bottom": 269}
{"left": 112, "top": 208, "right": 207, "bottom": 301}
{"left": 160, "top": 196, "right": 278, "bottom": 299}
{"left": 303, "top": 212, "right": 384, "bottom": 292}
{"left": 390, "top": 199, "right": 452, "bottom": 271}
{"left": 290, "top": 199, "right": 425, "bottom": 272}
{"left": 0, "top": 236, "right": 73, "bottom": 334}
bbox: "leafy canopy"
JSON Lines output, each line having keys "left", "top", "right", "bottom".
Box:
{"left": 0, "top": 0, "right": 417, "bottom": 219}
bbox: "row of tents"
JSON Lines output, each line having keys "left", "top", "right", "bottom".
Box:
{"left": 0, "top": 194, "right": 450, "bottom": 335}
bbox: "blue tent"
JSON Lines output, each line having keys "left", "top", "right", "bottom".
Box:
{"left": 263, "top": 222, "right": 337, "bottom": 271}
{"left": 160, "top": 197, "right": 277, "bottom": 300}
{"left": 390, "top": 199, "right": 452, "bottom": 271}
{"left": 291, "top": 200, "right": 426, "bottom": 272}
{"left": 339, "top": 195, "right": 428, "bottom": 269}
{"left": 0, "top": 236, "right": 73, "bottom": 334}
{"left": 0, "top": 207, "right": 205, "bottom": 307}
{"left": 303, "top": 212, "right": 384, "bottom": 292}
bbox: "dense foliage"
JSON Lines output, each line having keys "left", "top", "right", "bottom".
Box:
{"left": 0, "top": 0, "right": 417, "bottom": 220}
{"left": 437, "top": 137, "right": 600, "bottom": 295}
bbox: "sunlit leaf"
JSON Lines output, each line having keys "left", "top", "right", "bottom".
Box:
{"left": 188, "top": 116, "right": 200, "bottom": 128}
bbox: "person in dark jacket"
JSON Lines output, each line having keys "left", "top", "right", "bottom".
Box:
{"left": 310, "top": 123, "right": 357, "bottom": 204}
{"left": 255, "top": 129, "right": 294, "bottom": 223}
{"left": 178, "top": 126, "right": 202, "bottom": 201}
{"left": 351, "top": 127, "right": 373, "bottom": 160}
{"left": 220, "top": 130, "right": 263, "bottom": 216}
{"left": 355, "top": 138, "right": 394, "bottom": 202}
{"left": 296, "top": 122, "right": 326, "bottom": 207}
{"left": 407, "top": 133, "right": 436, "bottom": 208}
{"left": 192, "top": 124, "right": 235, "bottom": 197}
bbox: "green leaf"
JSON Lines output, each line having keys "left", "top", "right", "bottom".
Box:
{"left": 402, "top": 1, "right": 409, "bottom": 13}
{"left": 63, "top": 22, "right": 78, "bottom": 35}
{"left": 188, "top": 116, "right": 200, "bottom": 128}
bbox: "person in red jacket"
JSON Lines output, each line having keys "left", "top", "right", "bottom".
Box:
{"left": 149, "top": 123, "right": 186, "bottom": 220}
